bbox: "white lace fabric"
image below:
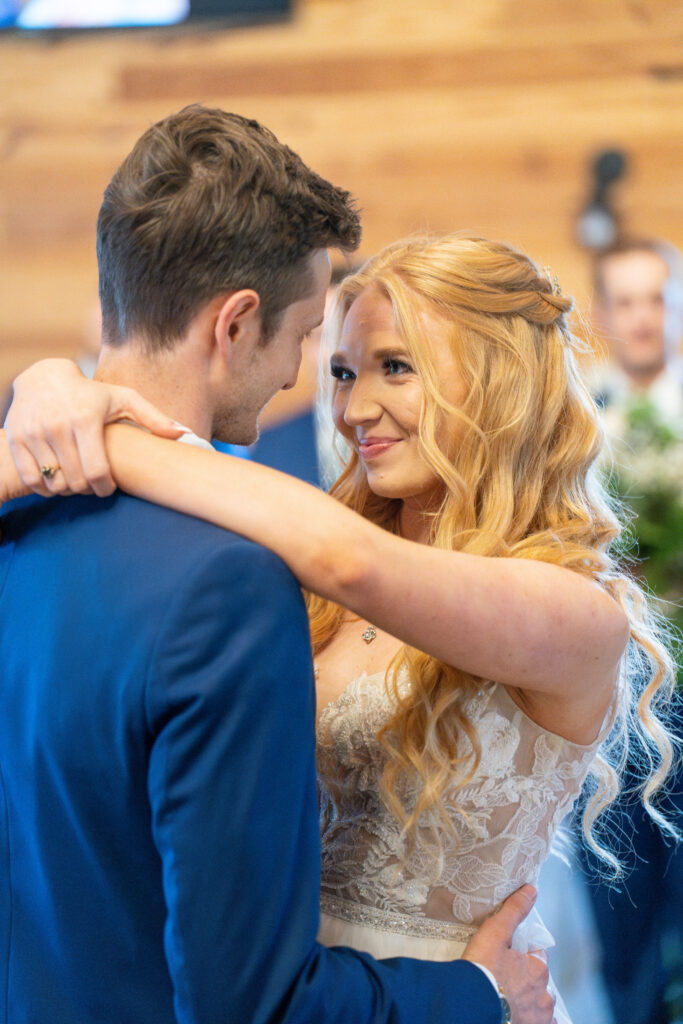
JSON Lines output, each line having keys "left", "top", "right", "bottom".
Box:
{"left": 316, "top": 672, "right": 605, "bottom": 942}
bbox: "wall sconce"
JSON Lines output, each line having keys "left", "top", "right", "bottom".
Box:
{"left": 576, "top": 149, "right": 627, "bottom": 251}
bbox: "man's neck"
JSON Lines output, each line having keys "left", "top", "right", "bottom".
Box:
{"left": 95, "top": 343, "right": 213, "bottom": 441}
{"left": 622, "top": 362, "right": 667, "bottom": 391}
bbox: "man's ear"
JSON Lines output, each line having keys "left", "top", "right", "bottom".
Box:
{"left": 214, "top": 290, "right": 262, "bottom": 362}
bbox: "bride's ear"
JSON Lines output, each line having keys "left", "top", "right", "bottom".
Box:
{"left": 214, "top": 290, "right": 262, "bottom": 364}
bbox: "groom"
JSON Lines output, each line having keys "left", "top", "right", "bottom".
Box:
{"left": 0, "top": 106, "right": 552, "bottom": 1023}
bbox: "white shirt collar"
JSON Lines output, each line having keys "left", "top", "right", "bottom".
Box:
{"left": 176, "top": 429, "right": 214, "bottom": 452}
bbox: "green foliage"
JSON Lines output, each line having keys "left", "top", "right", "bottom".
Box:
{"left": 609, "top": 396, "right": 683, "bottom": 685}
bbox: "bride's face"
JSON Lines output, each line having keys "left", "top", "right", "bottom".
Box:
{"left": 331, "top": 285, "right": 462, "bottom": 505}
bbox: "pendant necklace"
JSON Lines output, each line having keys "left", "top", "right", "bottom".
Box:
{"left": 361, "top": 625, "right": 377, "bottom": 644}
{"left": 314, "top": 622, "right": 378, "bottom": 678}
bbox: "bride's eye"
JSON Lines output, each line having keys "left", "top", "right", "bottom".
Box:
{"left": 330, "top": 362, "right": 355, "bottom": 382}
{"left": 382, "top": 357, "right": 413, "bottom": 376}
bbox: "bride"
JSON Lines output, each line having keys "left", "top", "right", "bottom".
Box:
{"left": 2, "top": 234, "right": 679, "bottom": 1021}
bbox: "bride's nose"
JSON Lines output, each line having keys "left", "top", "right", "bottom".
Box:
{"left": 342, "top": 377, "right": 383, "bottom": 427}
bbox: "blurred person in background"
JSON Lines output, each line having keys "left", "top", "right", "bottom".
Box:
{"left": 591, "top": 237, "right": 683, "bottom": 434}
{"left": 579, "top": 236, "right": 683, "bottom": 1024}
{"left": 589, "top": 239, "right": 683, "bottom": 631}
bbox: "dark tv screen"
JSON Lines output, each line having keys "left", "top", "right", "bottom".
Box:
{"left": 0, "top": 0, "right": 291, "bottom": 31}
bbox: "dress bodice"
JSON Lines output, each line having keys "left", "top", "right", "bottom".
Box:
{"left": 316, "top": 671, "right": 604, "bottom": 944}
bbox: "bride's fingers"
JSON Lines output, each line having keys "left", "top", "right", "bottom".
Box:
{"left": 9, "top": 436, "right": 67, "bottom": 497}
{"left": 0, "top": 430, "right": 30, "bottom": 505}
{"left": 14, "top": 415, "right": 98, "bottom": 496}
{"left": 71, "top": 421, "right": 116, "bottom": 497}
{"left": 40, "top": 421, "right": 98, "bottom": 495}
{"left": 109, "top": 386, "right": 186, "bottom": 440}
{"left": 8, "top": 438, "right": 51, "bottom": 496}
{"left": 32, "top": 444, "right": 68, "bottom": 496}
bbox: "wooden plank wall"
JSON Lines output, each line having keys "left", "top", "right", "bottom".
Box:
{"left": 1, "top": 0, "right": 682, "bottom": 392}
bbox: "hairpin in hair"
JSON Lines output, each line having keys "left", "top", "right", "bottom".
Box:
{"left": 542, "top": 266, "right": 562, "bottom": 296}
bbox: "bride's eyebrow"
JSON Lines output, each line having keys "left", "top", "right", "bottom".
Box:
{"left": 330, "top": 345, "right": 411, "bottom": 363}
{"left": 370, "top": 346, "right": 411, "bottom": 361}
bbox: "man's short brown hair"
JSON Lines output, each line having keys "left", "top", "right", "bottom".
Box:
{"left": 97, "top": 105, "right": 361, "bottom": 349}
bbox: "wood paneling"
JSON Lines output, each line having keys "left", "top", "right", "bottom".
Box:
{"left": 0, "top": 0, "right": 682, "bottom": 387}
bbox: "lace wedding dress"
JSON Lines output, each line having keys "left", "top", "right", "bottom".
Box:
{"left": 317, "top": 671, "right": 609, "bottom": 1023}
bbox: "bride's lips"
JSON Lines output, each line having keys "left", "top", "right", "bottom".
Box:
{"left": 358, "top": 437, "right": 400, "bottom": 460}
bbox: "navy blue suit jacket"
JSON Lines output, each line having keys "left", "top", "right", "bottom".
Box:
{"left": 0, "top": 492, "right": 500, "bottom": 1023}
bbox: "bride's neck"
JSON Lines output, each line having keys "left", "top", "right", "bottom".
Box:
{"left": 398, "top": 502, "right": 433, "bottom": 545}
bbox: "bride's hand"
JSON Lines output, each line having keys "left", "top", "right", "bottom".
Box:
{"left": 0, "top": 429, "right": 30, "bottom": 506}
{"left": 5, "top": 359, "right": 185, "bottom": 498}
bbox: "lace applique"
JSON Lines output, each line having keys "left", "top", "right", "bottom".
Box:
{"left": 317, "top": 673, "right": 601, "bottom": 933}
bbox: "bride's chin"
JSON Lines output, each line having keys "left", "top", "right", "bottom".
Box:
{"left": 364, "top": 477, "right": 407, "bottom": 501}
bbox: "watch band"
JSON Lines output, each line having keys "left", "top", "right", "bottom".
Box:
{"left": 498, "top": 987, "right": 512, "bottom": 1024}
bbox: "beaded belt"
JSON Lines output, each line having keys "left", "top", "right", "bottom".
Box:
{"left": 320, "top": 894, "right": 476, "bottom": 943}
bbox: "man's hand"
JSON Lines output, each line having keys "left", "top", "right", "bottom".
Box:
{"left": 5, "top": 359, "right": 184, "bottom": 498}
{"left": 463, "top": 885, "right": 555, "bottom": 1024}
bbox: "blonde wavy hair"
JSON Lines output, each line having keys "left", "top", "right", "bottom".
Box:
{"left": 308, "top": 233, "right": 680, "bottom": 876}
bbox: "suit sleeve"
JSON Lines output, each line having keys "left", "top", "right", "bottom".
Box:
{"left": 145, "top": 538, "right": 501, "bottom": 1024}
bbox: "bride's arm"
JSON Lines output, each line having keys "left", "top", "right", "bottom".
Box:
{"left": 5, "top": 359, "right": 184, "bottom": 498}
{"left": 104, "top": 424, "right": 628, "bottom": 722}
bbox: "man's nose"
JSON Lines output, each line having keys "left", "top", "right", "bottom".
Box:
{"left": 281, "top": 350, "right": 303, "bottom": 390}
